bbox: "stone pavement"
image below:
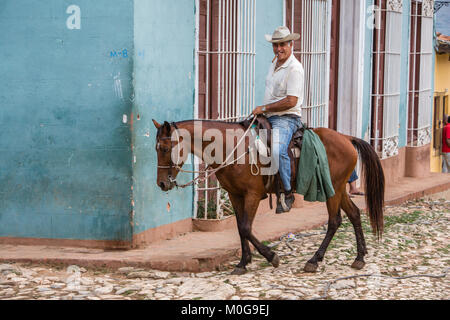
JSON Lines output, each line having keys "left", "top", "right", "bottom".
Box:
{"left": 0, "top": 194, "right": 448, "bottom": 300}
{"left": 0, "top": 173, "right": 449, "bottom": 274}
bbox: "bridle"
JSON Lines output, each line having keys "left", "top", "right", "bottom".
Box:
{"left": 156, "top": 122, "right": 181, "bottom": 186}
{"left": 156, "top": 116, "right": 258, "bottom": 189}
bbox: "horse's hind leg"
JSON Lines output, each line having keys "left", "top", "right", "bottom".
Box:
{"left": 228, "top": 194, "right": 252, "bottom": 275}
{"left": 304, "top": 196, "right": 342, "bottom": 273}
{"left": 341, "top": 193, "right": 368, "bottom": 270}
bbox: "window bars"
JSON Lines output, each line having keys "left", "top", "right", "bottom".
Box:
{"left": 286, "top": 0, "right": 332, "bottom": 128}
{"left": 370, "top": 0, "right": 403, "bottom": 159}
{"left": 195, "top": 0, "right": 256, "bottom": 219}
{"left": 407, "top": 0, "right": 434, "bottom": 147}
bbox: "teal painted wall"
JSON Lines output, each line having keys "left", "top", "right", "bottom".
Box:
{"left": 362, "top": 0, "right": 374, "bottom": 141}
{"left": 431, "top": 12, "right": 436, "bottom": 123}
{"left": 0, "top": 0, "right": 292, "bottom": 242}
{"left": 0, "top": 1, "right": 134, "bottom": 241}
{"left": 131, "top": 0, "right": 196, "bottom": 233}
{"left": 398, "top": 0, "right": 411, "bottom": 148}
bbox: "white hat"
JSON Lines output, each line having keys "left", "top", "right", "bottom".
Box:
{"left": 265, "top": 26, "right": 300, "bottom": 43}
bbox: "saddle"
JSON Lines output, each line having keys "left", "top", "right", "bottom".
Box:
{"left": 241, "top": 115, "right": 305, "bottom": 207}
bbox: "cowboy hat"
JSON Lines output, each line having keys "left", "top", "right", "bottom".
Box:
{"left": 265, "top": 26, "right": 300, "bottom": 43}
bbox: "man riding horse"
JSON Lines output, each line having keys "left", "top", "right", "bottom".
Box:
{"left": 153, "top": 26, "right": 385, "bottom": 275}
{"left": 252, "top": 26, "right": 304, "bottom": 214}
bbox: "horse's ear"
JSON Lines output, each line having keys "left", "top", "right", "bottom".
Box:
{"left": 152, "top": 119, "right": 161, "bottom": 129}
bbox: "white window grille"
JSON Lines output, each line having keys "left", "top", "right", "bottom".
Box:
{"left": 407, "top": 0, "right": 434, "bottom": 147}
{"left": 194, "top": 0, "right": 256, "bottom": 219}
{"left": 370, "top": 0, "right": 403, "bottom": 159}
{"left": 286, "top": 0, "right": 332, "bottom": 128}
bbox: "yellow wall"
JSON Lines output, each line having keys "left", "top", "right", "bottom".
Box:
{"left": 435, "top": 53, "right": 450, "bottom": 92}
{"left": 431, "top": 52, "right": 450, "bottom": 173}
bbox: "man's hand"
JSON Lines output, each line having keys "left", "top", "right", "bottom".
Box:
{"left": 252, "top": 106, "right": 266, "bottom": 116}
{"left": 252, "top": 96, "right": 298, "bottom": 116}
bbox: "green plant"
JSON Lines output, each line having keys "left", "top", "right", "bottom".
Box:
{"left": 196, "top": 188, "right": 235, "bottom": 219}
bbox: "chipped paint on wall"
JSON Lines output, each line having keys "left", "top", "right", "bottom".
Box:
{"left": 114, "top": 73, "right": 124, "bottom": 100}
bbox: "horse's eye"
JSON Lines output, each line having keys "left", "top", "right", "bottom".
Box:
{"left": 161, "top": 147, "right": 170, "bottom": 153}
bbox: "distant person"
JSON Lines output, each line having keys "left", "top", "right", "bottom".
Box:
{"left": 443, "top": 115, "right": 450, "bottom": 173}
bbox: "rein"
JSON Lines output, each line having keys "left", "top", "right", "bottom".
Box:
{"left": 157, "top": 116, "right": 257, "bottom": 188}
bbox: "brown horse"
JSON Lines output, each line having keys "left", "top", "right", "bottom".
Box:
{"left": 152, "top": 118, "right": 384, "bottom": 275}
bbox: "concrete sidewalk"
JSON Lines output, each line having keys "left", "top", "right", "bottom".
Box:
{"left": 0, "top": 173, "right": 449, "bottom": 272}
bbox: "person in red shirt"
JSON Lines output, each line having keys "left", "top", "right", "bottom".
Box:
{"left": 443, "top": 115, "right": 450, "bottom": 173}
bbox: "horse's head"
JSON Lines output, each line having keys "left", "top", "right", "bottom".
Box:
{"left": 152, "top": 119, "right": 183, "bottom": 192}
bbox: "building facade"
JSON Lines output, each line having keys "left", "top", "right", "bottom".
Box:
{"left": 0, "top": 0, "right": 437, "bottom": 248}
{"left": 431, "top": 28, "right": 450, "bottom": 172}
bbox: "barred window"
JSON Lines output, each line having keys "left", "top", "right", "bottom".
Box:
{"left": 407, "top": 0, "right": 434, "bottom": 147}
{"left": 195, "top": 0, "right": 256, "bottom": 219}
{"left": 197, "top": 0, "right": 256, "bottom": 121}
{"left": 285, "top": 0, "right": 332, "bottom": 128}
{"left": 370, "top": 0, "right": 403, "bottom": 158}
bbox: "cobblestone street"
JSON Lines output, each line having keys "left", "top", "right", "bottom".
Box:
{"left": 0, "top": 196, "right": 448, "bottom": 300}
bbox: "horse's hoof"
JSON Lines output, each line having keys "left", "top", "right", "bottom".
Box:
{"left": 303, "top": 262, "right": 318, "bottom": 273}
{"left": 271, "top": 253, "right": 280, "bottom": 268}
{"left": 231, "top": 267, "right": 247, "bottom": 275}
{"left": 351, "top": 260, "right": 365, "bottom": 270}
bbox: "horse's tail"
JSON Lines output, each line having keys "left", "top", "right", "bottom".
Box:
{"left": 350, "top": 137, "right": 385, "bottom": 240}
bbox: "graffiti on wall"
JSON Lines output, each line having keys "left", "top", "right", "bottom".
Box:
{"left": 66, "top": 5, "right": 81, "bottom": 30}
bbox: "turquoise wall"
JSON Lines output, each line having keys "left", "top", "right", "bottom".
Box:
{"left": 362, "top": 0, "right": 374, "bottom": 141}
{"left": 131, "top": 0, "right": 196, "bottom": 234}
{"left": 431, "top": 11, "right": 436, "bottom": 123}
{"left": 0, "top": 1, "right": 134, "bottom": 241}
{"left": 398, "top": 0, "right": 411, "bottom": 148}
{"left": 0, "top": 0, "right": 293, "bottom": 242}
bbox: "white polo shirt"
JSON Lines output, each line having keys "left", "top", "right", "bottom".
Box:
{"left": 263, "top": 53, "right": 304, "bottom": 118}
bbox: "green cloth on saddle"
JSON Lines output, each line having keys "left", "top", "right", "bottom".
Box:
{"left": 295, "top": 129, "right": 335, "bottom": 202}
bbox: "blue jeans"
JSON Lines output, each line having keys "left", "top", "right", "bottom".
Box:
{"left": 348, "top": 170, "right": 358, "bottom": 183}
{"left": 268, "top": 115, "right": 303, "bottom": 192}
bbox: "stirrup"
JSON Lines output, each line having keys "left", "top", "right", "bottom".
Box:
{"left": 276, "top": 193, "right": 294, "bottom": 214}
